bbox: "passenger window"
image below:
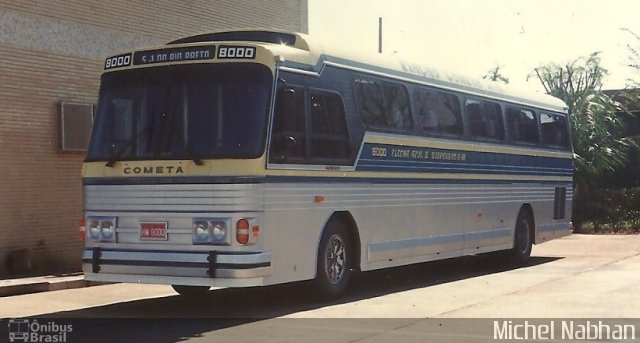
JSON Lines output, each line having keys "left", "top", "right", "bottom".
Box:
{"left": 465, "top": 99, "right": 504, "bottom": 141}
{"left": 354, "top": 79, "right": 412, "bottom": 130}
{"left": 506, "top": 107, "right": 539, "bottom": 144}
{"left": 540, "top": 113, "right": 570, "bottom": 148}
{"left": 353, "top": 80, "right": 385, "bottom": 126}
{"left": 270, "top": 87, "right": 351, "bottom": 164}
{"left": 308, "top": 91, "right": 350, "bottom": 161}
{"left": 415, "top": 89, "right": 462, "bottom": 136}
{"left": 269, "top": 86, "right": 306, "bottom": 162}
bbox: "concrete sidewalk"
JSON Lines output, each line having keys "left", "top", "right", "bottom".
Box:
{"left": 0, "top": 273, "right": 103, "bottom": 297}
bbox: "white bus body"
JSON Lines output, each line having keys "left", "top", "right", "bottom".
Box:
{"left": 82, "top": 30, "right": 572, "bottom": 297}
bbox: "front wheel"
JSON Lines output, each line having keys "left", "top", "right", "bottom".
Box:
{"left": 315, "top": 222, "right": 351, "bottom": 299}
{"left": 510, "top": 210, "right": 533, "bottom": 264}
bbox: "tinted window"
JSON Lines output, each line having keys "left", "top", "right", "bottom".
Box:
{"left": 540, "top": 113, "right": 570, "bottom": 148}
{"left": 354, "top": 79, "right": 412, "bottom": 130}
{"left": 308, "top": 91, "right": 350, "bottom": 160}
{"left": 270, "top": 86, "right": 306, "bottom": 161}
{"left": 270, "top": 88, "right": 351, "bottom": 164}
{"left": 506, "top": 107, "right": 539, "bottom": 144}
{"left": 415, "top": 89, "right": 463, "bottom": 136}
{"left": 87, "top": 64, "right": 272, "bottom": 161}
{"left": 466, "top": 99, "right": 504, "bottom": 141}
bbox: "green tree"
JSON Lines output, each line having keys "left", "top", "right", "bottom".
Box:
{"left": 532, "top": 52, "right": 638, "bottom": 228}
{"left": 622, "top": 28, "right": 640, "bottom": 88}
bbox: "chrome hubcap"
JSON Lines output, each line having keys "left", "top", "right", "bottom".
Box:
{"left": 325, "top": 234, "right": 346, "bottom": 284}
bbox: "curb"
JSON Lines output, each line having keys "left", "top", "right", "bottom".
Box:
{"left": 0, "top": 275, "right": 108, "bottom": 297}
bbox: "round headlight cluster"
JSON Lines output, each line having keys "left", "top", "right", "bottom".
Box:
{"left": 86, "top": 217, "right": 117, "bottom": 242}
{"left": 192, "top": 219, "right": 230, "bottom": 245}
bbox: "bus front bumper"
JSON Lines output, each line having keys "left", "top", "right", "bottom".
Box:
{"left": 82, "top": 247, "right": 272, "bottom": 287}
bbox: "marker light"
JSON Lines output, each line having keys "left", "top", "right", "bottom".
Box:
{"left": 78, "top": 218, "right": 86, "bottom": 241}
{"left": 236, "top": 218, "right": 259, "bottom": 245}
{"left": 236, "top": 219, "right": 250, "bottom": 245}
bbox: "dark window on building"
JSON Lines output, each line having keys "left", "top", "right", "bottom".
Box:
{"left": 353, "top": 79, "right": 412, "bottom": 130}
{"left": 465, "top": 99, "right": 504, "bottom": 141}
{"left": 270, "top": 87, "right": 351, "bottom": 164}
{"left": 540, "top": 112, "right": 570, "bottom": 149}
{"left": 506, "top": 107, "right": 539, "bottom": 144}
{"left": 415, "top": 89, "right": 463, "bottom": 136}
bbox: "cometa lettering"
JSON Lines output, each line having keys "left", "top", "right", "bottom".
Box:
{"left": 123, "top": 166, "right": 184, "bottom": 175}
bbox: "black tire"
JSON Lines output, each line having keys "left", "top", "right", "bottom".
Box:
{"left": 172, "top": 285, "right": 210, "bottom": 297}
{"left": 314, "top": 221, "right": 351, "bottom": 299}
{"left": 510, "top": 210, "right": 533, "bottom": 265}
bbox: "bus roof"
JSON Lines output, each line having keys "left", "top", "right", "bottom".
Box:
{"left": 169, "top": 29, "right": 569, "bottom": 113}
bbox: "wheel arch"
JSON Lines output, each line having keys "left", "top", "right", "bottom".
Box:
{"left": 322, "top": 211, "right": 361, "bottom": 272}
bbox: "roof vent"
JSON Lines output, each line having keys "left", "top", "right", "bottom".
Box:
{"left": 169, "top": 31, "right": 297, "bottom": 46}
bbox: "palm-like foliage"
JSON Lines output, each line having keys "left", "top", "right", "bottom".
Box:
{"left": 570, "top": 91, "right": 637, "bottom": 185}
{"left": 533, "top": 52, "right": 640, "bottom": 229}
{"left": 533, "top": 52, "right": 637, "bottom": 184}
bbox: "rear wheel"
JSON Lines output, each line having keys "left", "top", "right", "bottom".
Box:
{"left": 315, "top": 221, "right": 351, "bottom": 299}
{"left": 172, "top": 285, "right": 210, "bottom": 297}
{"left": 510, "top": 210, "right": 533, "bottom": 264}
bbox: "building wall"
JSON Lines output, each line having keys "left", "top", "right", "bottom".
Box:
{"left": 0, "top": 0, "right": 308, "bottom": 276}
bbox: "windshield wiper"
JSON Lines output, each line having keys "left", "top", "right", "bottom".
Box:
{"left": 161, "top": 111, "right": 204, "bottom": 166}
{"left": 105, "top": 120, "right": 156, "bottom": 167}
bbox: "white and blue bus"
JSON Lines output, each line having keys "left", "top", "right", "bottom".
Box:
{"left": 81, "top": 30, "right": 573, "bottom": 298}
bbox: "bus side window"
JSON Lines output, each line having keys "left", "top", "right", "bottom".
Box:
{"left": 353, "top": 79, "right": 386, "bottom": 127}
{"left": 506, "top": 107, "right": 539, "bottom": 145}
{"left": 438, "top": 93, "right": 463, "bottom": 135}
{"left": 415, "top": 89, "right": 462, "bottom": 136}
{"left": 353, "top": 79, "right": 412, "bottom": 131}
{"left": 308, "top": 91, "right": 351, "bottom": 162}
{"left": 466, "top": 99, "right": 504, "bottom": 141}
{"left": 270, "top": 86, "right": 306, "bottom": 162}
{"left": 381, "top": 83, "right": 412, "bottom": 130}
{"left": 540, "top": 112, "right": 569, "bottom": 149}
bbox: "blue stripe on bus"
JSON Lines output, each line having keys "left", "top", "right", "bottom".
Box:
{"left": 356, "top": 143, "right": 573, "bottom": 177}
{"left": 84, "top": 175, "right": 572, "bottom": 186}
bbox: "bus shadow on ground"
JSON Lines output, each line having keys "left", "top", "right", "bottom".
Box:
{"left": 34, "top": 254, "right": 561, "bottom": 342}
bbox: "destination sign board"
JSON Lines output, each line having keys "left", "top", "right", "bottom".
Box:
{"left": 133, "top": 45, "right": 216, "bottom": 65}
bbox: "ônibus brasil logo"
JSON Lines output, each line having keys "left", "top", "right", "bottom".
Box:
{"left": 8, "top": 319, "right": 72, "bottom": 343}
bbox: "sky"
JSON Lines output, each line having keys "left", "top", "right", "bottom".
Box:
{"left": 308, "top": 0, "right": 640, "bottom": 94}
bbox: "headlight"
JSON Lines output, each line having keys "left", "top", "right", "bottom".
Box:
{"left": 88, "top": 219, "right": 101, "bottom": 240}
{"left": 211, "top": 222, "right": 227, "bottom": 242}
{"left": 192, "top": 218, "right": 230, "bottom": 245}
{"left": 86, "top": 216, "right": 117, "bottom": 242}
{"left": 193, "top": 221, "right": 210, "bottom": 243}
{"left": 100, "top": 220, "right": 115, "bottom": 241}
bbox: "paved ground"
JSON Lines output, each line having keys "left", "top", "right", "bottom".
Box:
{"left": 0, "top": 234, "right": 638, "bottom": 342}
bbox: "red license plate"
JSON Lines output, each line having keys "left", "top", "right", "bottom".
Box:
{"left": 139, "top": 222, "right": 168, "bottom": 240}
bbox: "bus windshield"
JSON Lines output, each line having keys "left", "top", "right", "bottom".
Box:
{"left": 86, "top": 63, "right": 272, "bottom": 163}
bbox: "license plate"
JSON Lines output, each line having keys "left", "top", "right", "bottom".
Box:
{"left": 139, "top": 222, "right": 168, "bottom": 241}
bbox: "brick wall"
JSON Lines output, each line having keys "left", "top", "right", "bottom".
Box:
{"left": 0, "top": 0, "right": 307, "bottom": 276}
